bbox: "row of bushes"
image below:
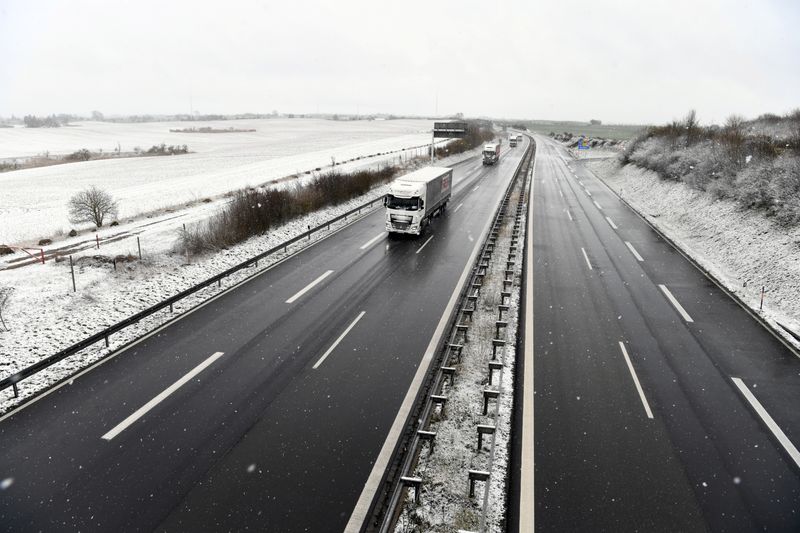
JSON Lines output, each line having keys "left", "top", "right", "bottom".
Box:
{"left": 434, "top": 124, "right": 495, "bottom": 158}
{"left": 181, "top": 165, "right": 398, "bottom": 253}
{"left": 143, "top": 144, "right": 189, "bottom": 155}
{"left": 621, "top": 110, "right": 800, "bottom": 226}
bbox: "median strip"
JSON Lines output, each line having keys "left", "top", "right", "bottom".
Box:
{"left": 313, "top": 311, "right": 366, "bottom": 369}
{"left": 285, "top": 270, "right": 334, "bottom": 304}
{"left": 732, "top": 377, "right": 800, "bottom": 469}
{"left": 101, "top": 351, "right": 225, "bottom": 440}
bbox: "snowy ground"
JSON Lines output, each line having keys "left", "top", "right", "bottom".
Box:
{"left": 394, "top": 169, "right": 527, "bottom": 533}
{"left": 0, "top": 118, "right": 443, "bottom": 244}
{"left": 0, "top": 147, "right": 482, "bottom": 414}
{"left": 572, "top": 148, "right": 619, "bottom": 160}
{"left": 584, "top": 157, "right": 800, "bottom": 349}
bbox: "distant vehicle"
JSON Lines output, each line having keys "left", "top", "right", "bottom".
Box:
{"left": 385, "top": 166, "right": 452, "bottom": 235}
{"left": 516, "top": 134, "right": 523, "bottom": 142}
{"left": 509, "top": 136, "right": 518, "bottom": 147}
{"left": 483, "top": 143, "right": 500, "bottom": 165}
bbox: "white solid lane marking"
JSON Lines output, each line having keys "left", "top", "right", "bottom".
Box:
{"left": 102, "top": 351, "right": 225, "bottom": 440}
{"left": 659, "top": 284, "right": 694, "bottom": 322}
{"left": 625, "top": 241, "right": 644, "bottom": 261}
{"left": 619, "top": 342, "right": 654, "bottom": 419}
{"left": 566, "top": 210, "right": 573, "bottom": 221}
{"left": 581, "top": 247, "right": 593, "bottom": 270}
{"left": 605, "top": 216, "right": 618, "bottom": 229}
{"left": 285, "top": 270, "right": 334, "bottom": 303}
{"left": 519, "top": 138, "right": 538, "bottom": 532}
{"left": 732, "top": 377, "right": 800, "bottom": 469}
{"left": 593, "top": 200, "right": 603, "bottom": 210}
{"left": 359, "top": 233, "right": 384, "bottom": 250}
{"left": 454, "top": 203, "right": 464, "bottom": 212}
{"left": 313, "top": 311, "right": 366, "bottom": 369}
{"left": 416, "top": 235, "right": 434, "bottom": 254}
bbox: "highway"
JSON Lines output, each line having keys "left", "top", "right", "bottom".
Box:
{"left": 512, "top": 135, "right": 800, "bottom": 532}
{"left": 0, "top": 142, "right": 528, "bottom": 532}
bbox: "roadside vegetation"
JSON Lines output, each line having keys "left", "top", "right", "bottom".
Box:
{"left": 621, "top": 110, "right": 800, "bottom": 226}
{"left": 549, "top": 131, "right": 624, "bottom": 150}
{"left": 434, "top": 122, "right": 495, "bottom": 158}
{"left": 180, "top": 165, "right": 398, "bottom": 253}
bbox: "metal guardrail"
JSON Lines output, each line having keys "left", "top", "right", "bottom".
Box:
{"left": 0, "top": 196, "right": 386, "bottom": 399}
{"left": 367, "top": 136, "right": 535, "bottom": 532}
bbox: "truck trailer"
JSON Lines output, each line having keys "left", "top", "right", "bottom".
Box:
{"left": 483, "top": 143, "right": 500, "bottom": 165}
{"left": 385, "top": 166, "right": 452, "bottom": 235}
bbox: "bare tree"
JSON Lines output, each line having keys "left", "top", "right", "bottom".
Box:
{"left": 684, "top": 109, "right": 699, "bottom": 145}
{"left": 68, "top": 186, "right": 118, "bottom": 227}
{"left": 0, "top": 286, "right": 11, "bottom": 332}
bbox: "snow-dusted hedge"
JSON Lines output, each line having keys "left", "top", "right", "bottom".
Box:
{"left": 622, "top": 110, "right": 800, "bottom": 226}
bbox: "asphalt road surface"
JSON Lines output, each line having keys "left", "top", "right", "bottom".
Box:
{"left": 513, "top": 135, "right": 800, "bottom": 532}
{"left": 0, "top": 142, "right": 527, "bottom": 532}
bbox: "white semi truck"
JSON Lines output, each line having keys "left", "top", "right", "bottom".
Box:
{"left": 385, "top": 166, "right": 452, "bottom": 235}
{"left": 483, "top": 143, "right": 500, "bottom": 165}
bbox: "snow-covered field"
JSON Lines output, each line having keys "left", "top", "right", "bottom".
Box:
{"left": 584, "top": 157, "right": 800, "bottom": 349}
{"left": 0, "top": 118, "right": 439, "bottom": 244}
{"left": 0, "top": 147, "right": 481, "bottom": 414}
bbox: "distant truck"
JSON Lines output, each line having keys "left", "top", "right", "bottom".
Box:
{"left": 516, "top": 134, "right": 523, "bottom": 142}
{"left": 509, "top": 136, "right": 518, "bottom": 147}
{"left": 385, "top": 166, "right": 452, "bottom": 235}
{"left": 483, "top": 143, "right": 501, "bottom": 165}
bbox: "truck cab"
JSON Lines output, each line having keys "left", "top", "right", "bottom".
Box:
{"left": 483, "top": 143, "right": 500, "bottom": 165}
{"left": 385, "top": 167, "right": 452, "bottom": 235}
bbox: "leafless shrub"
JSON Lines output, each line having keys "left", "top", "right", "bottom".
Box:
{"left": 68, "top": 186, "right": 119, "bottom": 227}
{"left": 181, "top": 165, "right": 399, "bottom": 254}
{"left": 621, "top": 111, "right": 800, "bottom": 227}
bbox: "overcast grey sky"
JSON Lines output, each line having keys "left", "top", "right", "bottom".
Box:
{"left": 1, "top": 0, "right": 798, "bottom": 124}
